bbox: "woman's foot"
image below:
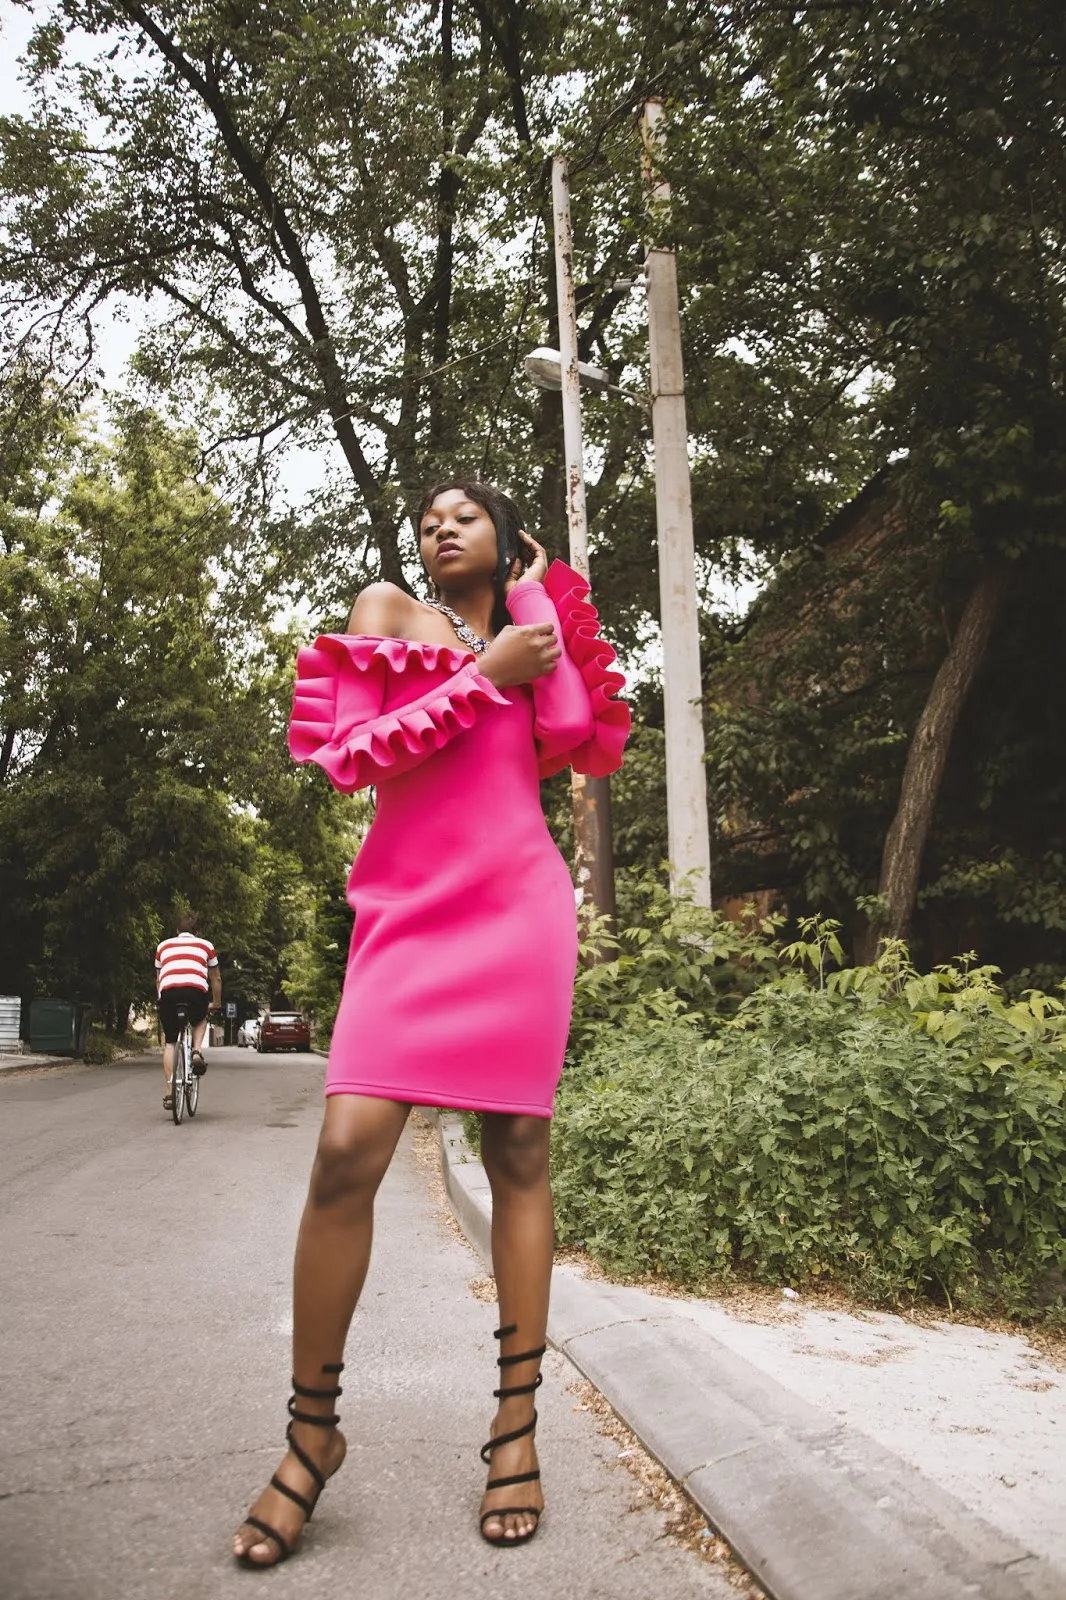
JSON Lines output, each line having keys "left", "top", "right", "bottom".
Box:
{"left": 479, "top": 1412, "right": 544, "bottom": 1544}
{"left": 232, "top": 1423, "right": 347, "bottom": 1566}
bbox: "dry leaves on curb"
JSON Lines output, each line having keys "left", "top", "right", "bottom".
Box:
{"left": 571, "top": 1378, "right": 766, "bottom": 1599}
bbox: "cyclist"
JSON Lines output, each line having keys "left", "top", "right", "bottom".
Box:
{"left": 155, "top": 911, "right": 222, "bottom": 1112}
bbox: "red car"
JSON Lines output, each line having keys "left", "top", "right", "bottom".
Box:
{"left": 257, "top": 1010, "right": 311, "bottom": 1053}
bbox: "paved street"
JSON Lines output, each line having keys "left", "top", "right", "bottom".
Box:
{"left": 0, "top": 1049, "right": 735, "bottom": 1600}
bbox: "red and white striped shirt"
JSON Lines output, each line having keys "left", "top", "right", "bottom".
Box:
{"left": 155, "top": 933, "right": 219, "bottom": 994}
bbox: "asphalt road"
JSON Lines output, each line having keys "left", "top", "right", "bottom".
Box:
{"left": 0, "top": 1048, "right": 735, "bottom": 1600}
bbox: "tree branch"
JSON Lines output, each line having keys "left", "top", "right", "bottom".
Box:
{"left": 114, "top": 1, "right": 398, "bottom": 572}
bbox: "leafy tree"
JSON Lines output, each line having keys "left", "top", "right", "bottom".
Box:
{"left": 0, "top": 378, "right": 345, "bottom": 1020}
{"left": 8, "top": 0, "right": 1062, "bottom": 977}
{"left": 670, "top": 0, "right": 1066, "bottom": 949}
{"left": 0, "top": 0, "right": 669, "bottom": 605}
{"left": 284, "top": 875, "right": 357, "bottom": 1042}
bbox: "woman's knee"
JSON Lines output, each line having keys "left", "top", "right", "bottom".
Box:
{"left": 482, "top": 1116, "right": 551, "bottom": 1191}
{"left": 308, "top": 1125, "right": 389, "bottom": 1211}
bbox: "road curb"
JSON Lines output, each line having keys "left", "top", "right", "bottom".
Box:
{"left": 434, "top": 1111, "right": 1063, "bottom": 1600}
{"left": 0, "top": 1048, "right": 162, "bottom": 1076}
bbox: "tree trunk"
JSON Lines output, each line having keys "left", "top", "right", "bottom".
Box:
{"left": 862, "top": 561, "right": 1014, "bottom": 958}
{"left": 0, "top": 723, "right": 14, "bottom": 784}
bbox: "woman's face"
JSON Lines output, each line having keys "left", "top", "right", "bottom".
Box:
{"left": 419, "top": 490, "right": 499, "bottom": 592}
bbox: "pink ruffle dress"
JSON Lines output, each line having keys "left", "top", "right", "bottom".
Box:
{"left": 288, "top": 561, "right": 629, "bottom": 1117}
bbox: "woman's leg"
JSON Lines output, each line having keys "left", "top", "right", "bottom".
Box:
{"left": 233, "top": 1093, "right": 412, "bottom": 1563}
{"left": 478, "top": 1113, "right": 553, "bottom": 1541}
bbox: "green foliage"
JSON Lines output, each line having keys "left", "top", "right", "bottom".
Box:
{"left": 551, "top": 896, "right": 1066, "bottom": 1322}
{"left": 673, "top": 0, "right": 1066, "bottom": 958}
{"left": 0, "top": 0, "right": 666, "bottom": 613}
{"left": 569, "top": 877, "right": 783, "bottom": 1057}
{"left": 0, "top": 378, "right": 351, "bottom": 1019}
{"left": 705, "top": 526, "right": 1066, "bottom": 973}
{"left": 81, "top": 1026, "right": 118, "bottom": 1066}
{"left": 673, "top": 0, "right": 1066, "bottom": 559}
{"left": 284, "top": 877, "right": 357, "bottom": 1045}
{"left": 81, "top": 1026, "right": 145, "bottom": 1064}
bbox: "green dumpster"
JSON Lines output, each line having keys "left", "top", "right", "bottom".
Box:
{"left": 29, "top": 1000, "right": 92, "bottom": 1056}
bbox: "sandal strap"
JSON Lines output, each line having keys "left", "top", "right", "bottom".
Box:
{"left": 479, "top": 1411, "right": 537, "bottom": 1462}
{"left": 269, "top": 1474, "right": 315, "bottom": 1518}
{"left": 287, "top": 1358, "right": 343, "bottom": 1427}
{"left": 481, "top": 1506, "right": 541, "bottom": 1525}
{"left": 498, "top": 1345, "right": 546, "bottom": 1368}
{"left": 493, "top": 1328, "right": 546, "bottom": 1368}
{"left": 494, "top": 1372, "right": 543, "bottom": 1400}
{"left": 288, "top": 1397, "right": 339, "bottom": 1426}
{"left": 291, "top": 1377, "right": 344, "bottom": 1400}
{"left": 485, "top": 1467, "right": 541, "bottom": 1490}
{"left": 284, "top": 1424, "right": 327, "bottom": 1493}
{"left": 241, "top": 1515, "right": 291, "bottom": 1560}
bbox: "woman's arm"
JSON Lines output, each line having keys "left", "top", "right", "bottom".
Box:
{"left": 289, "top": 625, "right": 509, "bottom": 793}
{"left": 510, "top": 559, "right": 629, "bottom": 777}
{"left": 505, "top": 581, "right": 596, "bottom": 758}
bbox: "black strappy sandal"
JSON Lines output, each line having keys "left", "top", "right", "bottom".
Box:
{"left": 479, "top": 1324, "right": 545, "bottom": 1547}
{"left": 235, "top": 1362, "right": 345, "bottom": 1567}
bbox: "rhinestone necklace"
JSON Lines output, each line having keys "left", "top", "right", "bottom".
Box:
{"left": 424, "top": 597, "right": 488, "bottom": 655}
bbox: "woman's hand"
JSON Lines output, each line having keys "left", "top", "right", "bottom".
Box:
{"left": 505, "top": 530, "right": 549, "bottom": 591}
{"left": 480, "top": 623, "right": 560, "bottom": 688}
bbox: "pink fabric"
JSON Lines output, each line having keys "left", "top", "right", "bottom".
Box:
{"left": 289, "top": 634, "right": 509, "bottom": 793}
{"left": 287, "top": 567, "right": 629, "bottom": 1118}
{"left": 505, "top": 562, "right": 631, "bottom": 777}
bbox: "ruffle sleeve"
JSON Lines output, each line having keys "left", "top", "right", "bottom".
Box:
{"left": 288, "top": 634, "right": 509, "bottom": 793}
{"left": 536, "top": 561, "right": 630, "bottom": 779}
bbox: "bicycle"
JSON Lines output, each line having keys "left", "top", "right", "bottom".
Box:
{"left": 170, "top": 1003, "right": 201, "bottom": 1125}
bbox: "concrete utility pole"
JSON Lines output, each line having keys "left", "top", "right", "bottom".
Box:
{"left": 641, "top": 99, "right": 712, "bottom": 907}
{"left": 551, "top": 154, "right": 616, "bottom": 920}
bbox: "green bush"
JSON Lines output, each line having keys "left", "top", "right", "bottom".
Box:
{"left": 549, "top": 894, "right": 1066, "bottom": 1322}
{"left": 81, "top": 1027, "right": 147, "bottom": 1064}
{"left": 82, "top": 1027, "right": 117, "bottom": 1065}
{"left": 568, "top": 876, "right": 783, "bottom": 1056}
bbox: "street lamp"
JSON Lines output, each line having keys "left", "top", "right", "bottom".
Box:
{"left": 523, "top": 346, "right": 644, "bottom": 403}
{"left": 526, "top": 157, "right": 617, "bottom": 925}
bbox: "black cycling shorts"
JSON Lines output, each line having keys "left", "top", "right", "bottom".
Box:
{"left": 158, "top": 985, "right": 209, "bottom": 1043}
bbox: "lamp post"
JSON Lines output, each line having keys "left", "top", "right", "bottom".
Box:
{"left": 543, "top": 154, "right": 616, "bottom": 921}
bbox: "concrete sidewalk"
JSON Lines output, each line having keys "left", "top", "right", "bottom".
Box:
{"left": 438, "top": 1113, "right": 1066, "bottom": 1600}
{"left": 0, "top": 1049, "right": 70, "bottom": 1072}
{"left": 0, "top": 1046, "right": 154, "bottom": 1074}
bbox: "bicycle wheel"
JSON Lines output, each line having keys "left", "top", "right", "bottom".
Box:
{"left": 186, "top": 1037, "right": 200, "bottom": 1117}
{"left": 172, "top": 1033, "right": 186, "bottom": 1125}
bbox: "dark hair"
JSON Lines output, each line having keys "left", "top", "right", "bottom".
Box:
{"left": 177, "top": 911, "right": 199, "bottom": 934}
{"left": 414, "top": 479, "right": 534, "bottom": 637}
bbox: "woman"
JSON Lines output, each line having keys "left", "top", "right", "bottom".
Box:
{"left": 232, "top": 481, "right": 629, "bottom": 1565}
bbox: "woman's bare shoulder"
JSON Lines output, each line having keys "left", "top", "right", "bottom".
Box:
{"left": 346, "top": 582, "right": 422, "bottom": 638}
